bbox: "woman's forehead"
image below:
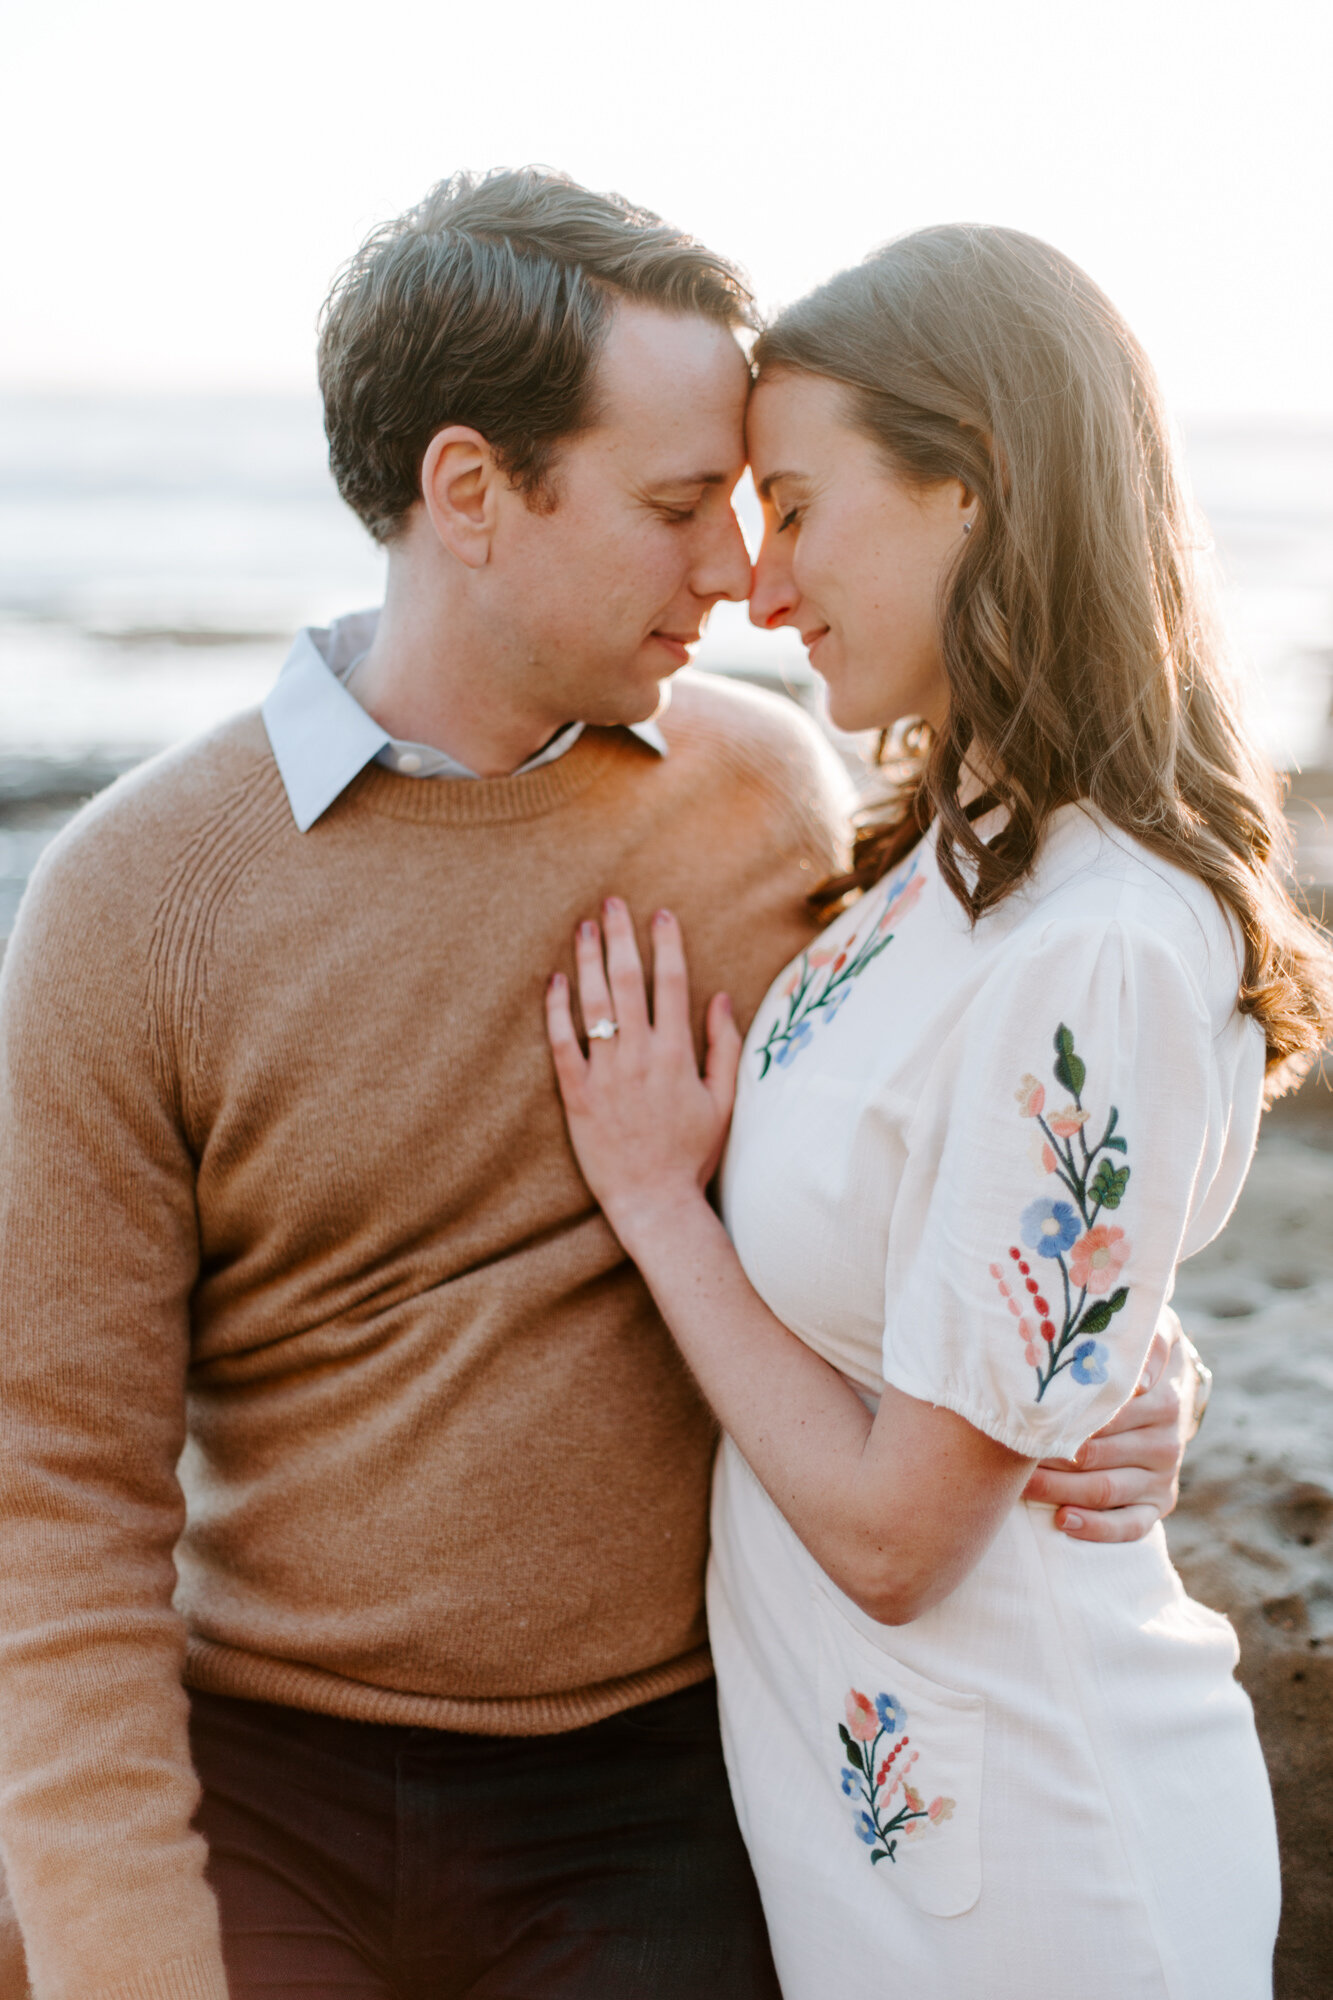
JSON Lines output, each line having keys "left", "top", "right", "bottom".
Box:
{"left": 745, "top": 370, "right": 850, "bottom": 471}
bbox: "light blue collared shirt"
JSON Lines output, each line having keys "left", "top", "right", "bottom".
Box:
{"left": 261, "top": 608, "right": 668, "bottom": 832}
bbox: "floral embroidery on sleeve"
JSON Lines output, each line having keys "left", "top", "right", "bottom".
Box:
{"left": 989, "top": 1024, "right": 1132, "bottom": 1401}
{"left": 837, "top": 1687, "right": 955, "bottom": 1866}
{"left": 757, "top": 858, "right": 925, "bottom": 1077}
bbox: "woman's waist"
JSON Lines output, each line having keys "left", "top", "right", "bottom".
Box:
{"left": 709, "top": 1432, "right": 1203, "bottom": 1680}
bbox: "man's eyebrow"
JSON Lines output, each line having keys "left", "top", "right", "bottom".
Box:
{"left": 647, "top": 471, "right": 730, "bottom": 490}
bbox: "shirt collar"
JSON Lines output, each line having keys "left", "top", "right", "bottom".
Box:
{"left": 261, "top": 608, "right": 668, "bottom": 832}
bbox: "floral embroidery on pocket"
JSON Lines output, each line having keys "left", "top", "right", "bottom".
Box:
{"left": 990, "top": 1023, "right": 1132, "bottom": 1401}
{"left": 756, "top": 858, "right": 925, "bottom": 1077}
{"left": 836, "top": 1686, "right": 956, "bottom": 1866}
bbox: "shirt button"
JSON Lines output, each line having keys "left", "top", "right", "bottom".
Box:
{"left": 396, "top": 751, "right": 423, "bottom": 774}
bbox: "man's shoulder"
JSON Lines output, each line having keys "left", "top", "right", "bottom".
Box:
{"left": 15, "top": 710, "right": 282, "bottom": 936}
{"left": 658, "top": 671, "right": 854, "bottom": 832}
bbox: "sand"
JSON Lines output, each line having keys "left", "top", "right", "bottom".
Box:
{"left": 1167, "top": 1091, "right": 1333, "bottom": 1998}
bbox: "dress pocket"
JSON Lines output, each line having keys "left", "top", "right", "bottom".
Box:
{"left": 810, "top": 1579, "right": 984, "bottom": 1918}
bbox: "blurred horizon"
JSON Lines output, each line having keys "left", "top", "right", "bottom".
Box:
{"left": 2, "top": 387, "right": 1329, "bottom": 768}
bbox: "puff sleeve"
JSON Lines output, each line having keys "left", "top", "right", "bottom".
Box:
{"left": 880, "top": 918, "right": 1258, "bottom": 1461}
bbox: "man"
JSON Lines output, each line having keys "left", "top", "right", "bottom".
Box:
{"left": 0, "top": 169, "right": 1195, "bottom": 1999}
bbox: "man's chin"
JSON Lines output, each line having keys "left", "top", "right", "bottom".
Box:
{"left": 581, "top": 672, "right": 674, "bottom": 733}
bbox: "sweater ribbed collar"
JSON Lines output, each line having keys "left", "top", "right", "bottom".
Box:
{"left": 262, "top": 611, "right": 667, "bottom": 832}
{"left": 343, "top": 727, "right": 639, "bottom": 826}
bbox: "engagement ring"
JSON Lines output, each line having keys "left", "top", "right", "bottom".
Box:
{"left": 587, "top": 1018, "right": 619, "bottom": 1041}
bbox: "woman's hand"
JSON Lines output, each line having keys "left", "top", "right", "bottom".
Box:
{"left": 545, "top": 900, "right": 742, "bottom": 1248}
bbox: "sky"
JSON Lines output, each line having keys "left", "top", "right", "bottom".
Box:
{"left": 3, "top": 0, "right": 1331, "bottom": 417}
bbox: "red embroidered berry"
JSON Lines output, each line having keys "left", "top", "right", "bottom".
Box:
{"left": 1040, "top": 1319, "right": 1057, "bottom": 1342}
{"left": 1018, "top": 1261, "right": 1030, "bottom": 1276}
{"left": 1025, "top": 1278, "right": 1039, "bottom": 1294}
{"left": 1034, "top": 1296, "right": 1049, "bottom": 1315}
{"left": 1009, "top": 1246, "right": 1021, "bottom": 1261}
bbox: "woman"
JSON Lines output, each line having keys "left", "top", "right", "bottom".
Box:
{"left": 544, "top": 227, "right": 1333, "bottom": 1997}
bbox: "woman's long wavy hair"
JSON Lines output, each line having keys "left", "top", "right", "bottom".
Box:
{"left": 754, "top": 225, "right": 1333, "bottom": 1098}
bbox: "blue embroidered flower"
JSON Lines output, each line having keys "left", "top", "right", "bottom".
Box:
{"left": 1020, "top": 1197, "right": 1081, "bottom": 1259}
{"left": 822, "top": 982, "right": 854, "bottom": 1023}
{"left": 773, "top": 1019, "right": 815, "bottom": 1068}
{"left": 853, "top": 1811, "right": 878, "bottom": 1845}
{"left": 1070, "top": 1338, "right": 1110, "bottom": 1385}
{"left": 840, "top": 1767, "right": 859, "bottom": 1796}
{"left": 874, "top": 1693, "right": 907, "bottom": 1735}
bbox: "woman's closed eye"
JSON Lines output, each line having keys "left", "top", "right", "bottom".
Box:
{"left": 776, "top": 507, "right": 802, "bottom": 534}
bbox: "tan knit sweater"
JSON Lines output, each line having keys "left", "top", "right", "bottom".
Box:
{"left": 0, "top": 671, "right": 846, "bottom": 2000}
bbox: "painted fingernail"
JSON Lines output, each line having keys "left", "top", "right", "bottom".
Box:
{"left": 719, "top": 993, "right": 732, "bottom": 1015}
{"left": 1061, "top": 1513, "right": 1084, "bottom": 1533}
{"left": 604, "top": 896, "right": 625, "bottom": 915}
{"left": 653, "top": 907, "right": 673, "bottom": 926}
{"left": 548, "top": 972, "right": 566, "bottom": 993}
{"left": 579, "top": 920, "right": 599, "bottom": 941}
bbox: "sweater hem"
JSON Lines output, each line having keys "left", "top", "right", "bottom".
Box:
{"left": 88, "top": 1946, "right": 229, "bottom": 2000}
{"left": 184, "top": 1636, "right": 715, "bottom": 1737}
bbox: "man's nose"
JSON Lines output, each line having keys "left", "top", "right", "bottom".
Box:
{"left": 693, "top": 507, "right": 754, "bottom": 606}
{"left": 747, "top": 539, "right": 795, "bottom": 630}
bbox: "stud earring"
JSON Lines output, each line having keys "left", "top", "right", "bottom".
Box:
{"left": 962, "top": 520, "right": 974, "bottom": 535}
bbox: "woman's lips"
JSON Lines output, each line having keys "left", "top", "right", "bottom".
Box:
{"left": 803, "top": 627, "right": 831, "bottom": 663}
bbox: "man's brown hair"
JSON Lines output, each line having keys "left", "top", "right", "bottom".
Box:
{"left": 318, "top": 166, "right": 755, "bottom": 544}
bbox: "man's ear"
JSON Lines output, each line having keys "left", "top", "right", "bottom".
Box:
{"left": 420, "top": 426, "right": 501, "bottom": 569}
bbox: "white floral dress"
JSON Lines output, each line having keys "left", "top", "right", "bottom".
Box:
{"left": 711, "top": 804, "right": 1279, "bottom": 2000}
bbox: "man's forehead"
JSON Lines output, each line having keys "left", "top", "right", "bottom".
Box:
{"left": 592, "top": 302, "right": 750, "bottom": 440}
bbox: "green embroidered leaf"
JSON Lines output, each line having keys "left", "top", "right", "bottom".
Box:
{"left": 1052, "top": 1023, "right": 1086, "bottom": 1098}
{"left": 1075, "top": 1286, "right": 1129, "bottom": 1336}
{"left": 870, "top": 1848, "right": 892, "bottom": 1864}
{"left": 844, "top": 1740, "right": 865, "bottom": 1773}
{"left": 1090, "top": 1160, "right": 1131, "bottom": 1209}
{"left": 838, "top": 1723, "right": 853, "bottom": 1750}
{"left": 1105, "top": 1135, "right": 1128, "bottom": 1154}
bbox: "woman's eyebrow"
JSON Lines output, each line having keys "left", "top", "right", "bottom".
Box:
{"left": 756, "top": 469, "right": 804, "bottom": 501}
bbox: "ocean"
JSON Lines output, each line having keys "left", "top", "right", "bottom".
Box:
{"left": 2, "top": 393, "right": 1331, "bottom": 933}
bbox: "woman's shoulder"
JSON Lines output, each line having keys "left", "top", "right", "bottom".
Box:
{"left": 1004, "top": 804, "right": 1245, "bottom": 1025}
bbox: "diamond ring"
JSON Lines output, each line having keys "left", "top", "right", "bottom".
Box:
{"left": 587, "top": 1018, "right": 619, "bottom": 1041}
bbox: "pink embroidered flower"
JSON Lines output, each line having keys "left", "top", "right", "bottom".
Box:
{"left": 1068, "top": 1224, "right": 1130, "bottom": 1294}
{"left": 928, "top": 1796, "right": 956, "bottom": 1824}
{"left": 807, "top": 948, "right": 836, "bottom": 970}
{"left": 781, "top": 969, "right": 801, "bottom": 998}
{"left": 1014, "top": 1074, "right": 1045, "bottom": 1118}
{"left": 901, "top": 1781, "right": 924, "bottom": 1814}
{"left": 903, "top": 1818, "right": 926, "bottom": 1837}
{"left": 845, "top": 1689, "right": 878, "bottom": 1742}
{"left": 881, "top": 875, "right": 926, "bottom": 930}
{"left": 1041, "top": 1141, "right": 1058, "bottom": 1173}
{"left": 1047, "top": 1103, "right": 1091, "bottom": 1138}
